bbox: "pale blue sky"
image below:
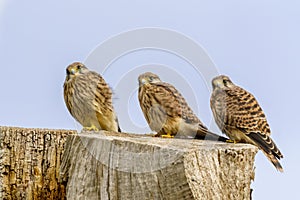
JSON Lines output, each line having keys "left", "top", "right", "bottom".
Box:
{"left": 1, "top": 1, "right": 299, "bottom": 199}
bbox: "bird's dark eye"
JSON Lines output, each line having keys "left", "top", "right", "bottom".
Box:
{"left": 66, "top": 68, "right": 70, "bottom": 75}
{"left": 77, "top": 65, "right": 81, "bottom": 69}
{"left": 223, "top": 79, "right": 227, "bottom": 84}
{"left": 149, "top": 77, "right": 153, "bottom": 81}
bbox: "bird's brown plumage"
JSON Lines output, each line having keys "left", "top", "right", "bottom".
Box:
{"left": 210, "top": 75, "right": 283, "bottom": 172}
{"left": 138, "top": 72, "right": 227, "bottom": 141}
{"left": 63, "top": 62, "right": 121, "bottom": 132}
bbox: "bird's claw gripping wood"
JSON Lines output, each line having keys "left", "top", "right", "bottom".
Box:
{"left": 226, "top": 139, "right": 237, "bottom": 144}
{"left": 153, "top": 133, "right": 174, "bottom": 138}
{"left": 160, "top": 134, "right": 174, "bottom": 138}
{"left": 83, "top": 126, "right": 99, "bottom": 132}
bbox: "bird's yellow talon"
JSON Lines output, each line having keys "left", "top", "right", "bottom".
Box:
{"left": 160, "top": 134, "right": 174, "bottom": 138}
{"left": 83, "top": 126, "right": 99, "bottom": 132}
{"left": 153, "top": 133, "right": 174, "bottom": 138}
{"left": 226, "top": 139, "right": 236, "bottom": 144}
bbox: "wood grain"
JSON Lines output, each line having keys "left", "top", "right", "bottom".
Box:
{"left": 61, "top": 131, "right": 258, "bottom": 200}
{"left": 0, "top": 126, "right": 75, "bottom": 200}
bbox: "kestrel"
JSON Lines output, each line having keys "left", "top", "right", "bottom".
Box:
{"left": 210, "top": 75, "right": 283, "bottom": 172}
{"left": 63, "top": 62, "right": 121, "bottom": 132}
{"left": 138, "top": 72, "right": 228, "bottom": 141}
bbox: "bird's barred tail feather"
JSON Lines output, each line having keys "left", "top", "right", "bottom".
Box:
{"left": 263, "top": 152, "right": 284, "bottom": 172}
{"left": 248, "top": 132, "right": 284, "bottom": 172}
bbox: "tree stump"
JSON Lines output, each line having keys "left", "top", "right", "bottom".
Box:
{"left": 0, "top": 126, "right": 75, "bottom": 200}
{"left": 60, "top": 131, "right": 258, "bottom": 200}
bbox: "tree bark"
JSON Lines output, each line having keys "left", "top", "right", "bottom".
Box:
{"left": 0, "top": 126, "right": 75, "bottom": 200}
{"left": 60, "top": 131, "right": 258, "bottom": 200}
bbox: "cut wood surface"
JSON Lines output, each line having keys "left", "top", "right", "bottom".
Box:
{"left": 61, "top": 131, "right": 258, "bottom": 200}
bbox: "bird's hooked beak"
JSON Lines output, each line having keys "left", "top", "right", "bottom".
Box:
{"left": 140, "top": 78, "right": 147, "bottom": 85}
{"left": 70, "top": 68, "right": 76, "bottom": 75}
{"left": 67, "top": 67, "right": 78, "bottom": 77}
{"left": 212, "top": 79, "right": 223, "bottom": 89}
{"left": 138, "top": 76, "right": 149, "bottom": 86}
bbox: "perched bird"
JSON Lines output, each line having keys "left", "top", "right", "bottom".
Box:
{"left": 63, "top": 62, "right": 121, "bottom": 132}
{"left": 210, "top": 75, "right": 283, "bottom": 172}
{"left": 138, "top": 72, "right": 228, "bottom": 142}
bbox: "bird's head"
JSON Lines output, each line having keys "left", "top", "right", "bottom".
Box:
{"left": 138, "top": 72, "right": 161, "bottom": 86}
{"left": 65, "top": 62, "right": 89, "bottom": 79}
{"left": 212, "top": 75, "right": 235, "bottom": 90}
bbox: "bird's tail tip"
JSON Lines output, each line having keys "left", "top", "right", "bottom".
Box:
{"left": 118, "top": 126, "right": 122, "bottom": 132}
{"left": 217, "top": 135, "right": 229, "bottom": 142}
{"left": 274, "top": 162, "right": 284, "bottom": 173}
{"left": 268, "top": 154, "right": 284, "bottom": 173}
{"left": 195, "top": 128, "right": 228, "bottom": 142}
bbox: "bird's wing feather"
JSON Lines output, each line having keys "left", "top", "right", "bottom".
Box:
{"left": 247, "top": 132, "right": 283, "bottom": 159}
{"left": 89, "top": 72, "right": 119, "bottom": 132}
{"left": 224, "top": 86, "right": 271, "bottom": 135}
{"left": 151, "top": 82, "right": 204, "bottom": 125}
{"left": 63, "top": 81, "right": 73, "bottom": 114}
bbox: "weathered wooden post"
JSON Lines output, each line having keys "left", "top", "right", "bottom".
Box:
{"left": 60, "top": 132, "right": 257, "bottom": 200}
{"left": 0, "top": 127, "right": 257, "bottom": 200}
